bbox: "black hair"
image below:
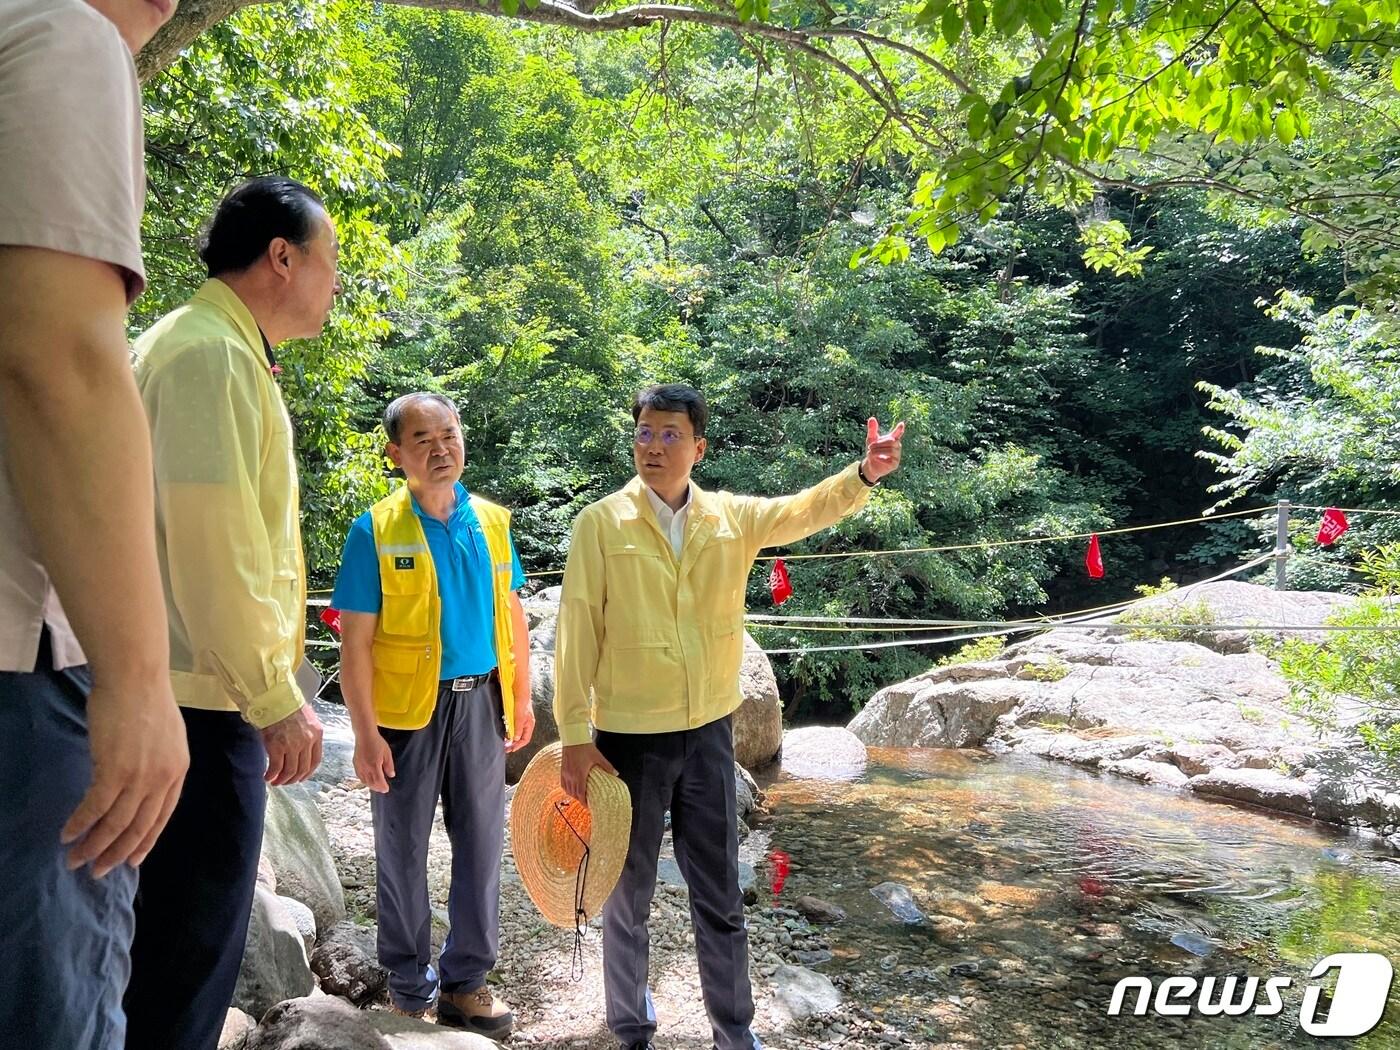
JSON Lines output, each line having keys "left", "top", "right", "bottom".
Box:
{"left": 199, "top": 176, "right": 326, "bottom": 278}
{"left": 632, "top": 383, "right": 708, "bottom": 438}
{"left": 383, "top": 392, "right": 461, "bottom": 445}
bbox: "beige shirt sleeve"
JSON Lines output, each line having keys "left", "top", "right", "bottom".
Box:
{"left": 733, "top": 462, "right": 874, "bottom": 551}
{"left": 143, "top": 338, "right": 305, "bottom": 728}
{"left": 0, "top": 0, "right": 146, "bottom": 302}
{"left": 554, "top": 507, "right": 607, "bottom": 746}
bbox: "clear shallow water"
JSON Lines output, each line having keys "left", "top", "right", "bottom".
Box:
{"left": 756, "top": 747, "right": 1400, "bottom": 1048}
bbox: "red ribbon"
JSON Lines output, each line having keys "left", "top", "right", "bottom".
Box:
{"left": 1085, "top": 534, "right": 1105, "bottom": 579}
{"left": 768, "top": 557, "right": 793, "bottom": 605}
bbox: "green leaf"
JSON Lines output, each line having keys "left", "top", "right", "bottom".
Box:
{"left": 916, "top": 0, "right": 951, "bottom": 25}
{"left": 1275, "top": 108, "right": 1296, "bottom": 144}
{"left": 968, "top": 98, "right": 990, "bottom": 138}
{"left": 968, "top": 0, "right": 989, "bottom": 35}
{"left": 1393, "top": 56, "right": 1400, "bottom": 92}
{"left": 993, "top": 0, "right": 1026, "bottom": 35}
{"left": 942, "top": 6, "right": 963, "bottom": 45}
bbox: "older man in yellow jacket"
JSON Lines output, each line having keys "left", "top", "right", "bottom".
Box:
{"left": 126, "top": 176, "right": 333, "bottom": 1050}
{"left": 556, "top": 383, "right": 903, "bottom": 1050}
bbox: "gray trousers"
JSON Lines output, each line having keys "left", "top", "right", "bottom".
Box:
{"left": 0, "top": 634, "right": 136, "bottom": 1050}
{"left": 596, "top": 715, "right": 759, "bottom": 1050}
{"left": 372, "top": 677, "right": 505, "bottom": 1010}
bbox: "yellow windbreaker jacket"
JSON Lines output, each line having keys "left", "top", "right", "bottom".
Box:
{"left": 133, "top": 279, "right": 306, "bottom": 729}
{"left": 553, "top": 462, "right": 871, "bottom": 744}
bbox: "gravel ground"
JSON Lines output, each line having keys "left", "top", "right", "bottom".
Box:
{"left": 315, "top": 782, "right": 937, "bottom": 1050}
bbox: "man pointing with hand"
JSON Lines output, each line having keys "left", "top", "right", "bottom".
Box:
{"left": 554, "top": 384, "right": 904, "bottom": 1050}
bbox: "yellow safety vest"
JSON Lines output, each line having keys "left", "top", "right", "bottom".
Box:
{"left": 368, "top": 484, "right": 518, "bottom": 733}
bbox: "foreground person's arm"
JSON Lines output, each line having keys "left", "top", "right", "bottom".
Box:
{"left": 0, "top": 246, "right": 188, "bottom": 876}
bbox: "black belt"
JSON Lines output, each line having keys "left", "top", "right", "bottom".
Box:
{"left": 440, "top": 672, "right": 491, "bottom": 693}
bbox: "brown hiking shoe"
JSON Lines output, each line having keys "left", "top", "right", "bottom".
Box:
{"left": 387, "top": 1002, "right": 431, "bottom": 1021}
{"left": 437, "top": 986, "right": 513, "bottom": 1037}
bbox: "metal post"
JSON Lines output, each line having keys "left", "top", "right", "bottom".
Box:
{"left": 1275, "top": 499, "right": 1291, "bottom": 591}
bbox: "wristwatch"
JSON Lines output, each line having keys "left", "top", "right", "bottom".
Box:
{"left": 857, "top": 462, "right": 878, "bottom": 487}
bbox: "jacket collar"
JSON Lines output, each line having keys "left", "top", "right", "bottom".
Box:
{"left": 622, "top": 475, "right": 727, "bottom": 570}
{"left": 190, "top": 279, "right": 268, "bottom": 367}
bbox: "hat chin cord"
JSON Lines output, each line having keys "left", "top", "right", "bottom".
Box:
{"left": 553, "top": 799, "right": 593, "bottom": 981}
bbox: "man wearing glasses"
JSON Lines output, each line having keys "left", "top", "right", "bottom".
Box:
{"left": 554, "top": 383, "right": 904, "bottom": 1050}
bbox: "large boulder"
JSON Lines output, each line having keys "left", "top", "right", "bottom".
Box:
{"left": 310, "top": 921, "right": 387, "bottom": 1004}
{"left": 849, "top": 583, "right": 1395, "bottom": 834}
{"left": 732, "top": 633, "right": 783, "bottom": 771}
{"left": 247, "top": 997, "right": 497, "bottom": 1050}
{"left": 234, "top": 885, "right": 315, "bottom": 1019}
{"left": 780, "top": 726, "right": 868, "bottom": 781}
{"left": 311, "top": 695, "right": 357, "bottom": 787}
{"left": 505, "top": 650, "right": 558, "bottom": 784}
{"left": 262, "top": 783, "right": 346, "bottom": 932}
{"left": 277, "top": 895, "right": 317, "bottom": 956}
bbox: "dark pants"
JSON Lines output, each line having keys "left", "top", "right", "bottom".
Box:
{"left": 597, "top": 716, "right": 759, "bottom": 1050}
{"left": 0, "top": 637, "right": 136, "bottom": 1050}
{"left": 124, "top": 708, "right": 266, "bottom": 1050}
{"left": 372, "top": 678, "right": 505, "bottom": 1010}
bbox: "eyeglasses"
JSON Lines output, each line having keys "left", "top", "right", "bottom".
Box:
{"left": 634, "top": 426, "right": 690, "bottom": 447}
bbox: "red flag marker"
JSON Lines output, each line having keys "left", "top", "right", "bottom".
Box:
{"left": 768, "top": 557, "right": 793, "bottom": 605}
{"left": 768, "top": 849, "right": 791, "bottom": 896}
{"left": 1317, "top": 507, "right": 1349, "bottom": 546}
{"left": 1085, "top": 534, "right": 1105, "bottom": 579}
{"left": 319, "top": 606, "right": 342, "bottom": 635}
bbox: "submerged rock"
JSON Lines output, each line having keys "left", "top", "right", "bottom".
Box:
{"left": 871, "top": 881, "right": 926, "bottom": 924}
{"left": 1169, "top": 930, "right": 1216, "bottom": 957}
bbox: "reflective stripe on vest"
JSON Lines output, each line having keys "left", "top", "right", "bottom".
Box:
{"left": 367, "top": 485, "right": 517, "bottom": 733}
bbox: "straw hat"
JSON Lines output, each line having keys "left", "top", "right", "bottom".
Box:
{"left": 510, "top": 742, "right": 633, "bottom": 929}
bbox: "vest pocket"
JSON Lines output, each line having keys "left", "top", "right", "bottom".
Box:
{"left": 372, "top": 644, "right": 421, "bottom": 715}
{"left": 380, "top": 566, "right": 430, "bottom": 637}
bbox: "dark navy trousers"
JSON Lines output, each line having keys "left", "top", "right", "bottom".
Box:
{"left": 372, "top": 678, "right": 505, "bottom": 1011}
{"left": 123, "top": 707, "right": 266, "bottom": 1050}
{"left": 597, "top": 715, "right": 760, "bottom": 1050}
{"left": 0, "top": 636, "right": 136, "bottom": 1050}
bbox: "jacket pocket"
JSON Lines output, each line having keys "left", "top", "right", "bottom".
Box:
{"left": 379, "top": 566, "right": 430, "bottom": 638}
{"left": 600, "top": 639, "right": 686, "bottom": 715}
{"left": 372, "top": 644, "right": 422, "bottom": 715}
{"left": 705, "top": 615, "right": 747, "bottom": 699}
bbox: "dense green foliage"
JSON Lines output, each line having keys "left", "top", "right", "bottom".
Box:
{"left": 136, "top": 0, "right": 1400, "bottom": 725}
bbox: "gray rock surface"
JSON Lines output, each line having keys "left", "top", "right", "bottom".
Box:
{"left": 780, "top": 726, "right": 868, "bottom": 781}
{"left": 246, "top": 996, "right": 497, "bottom": 1050}
{"left": 277, "top": 894, "right": 317, "bottom": 955}
{"left": 310, "top": 920, "right": 387, "bottom": 1004}
{"left": 849, "top": 582, "right": 1398, "bottom": 834}
{"left": 733, "top": 633, "right": 783, "bottom": 771}
{"left": 262, "top": 783, "right": 347, "bottom": 932}
{"left": 219, "top": 1008, "right": 256, "bottom": 1050}
{"left": 234, "top": 885, "right": 315, "bottom": 1019}
{"left": 771, "top": 964, "right": 842, "bottom": 1020}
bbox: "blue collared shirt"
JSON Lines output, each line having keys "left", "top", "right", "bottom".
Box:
{"left": 331, "top": 483, "right": 525, "bottom": 679}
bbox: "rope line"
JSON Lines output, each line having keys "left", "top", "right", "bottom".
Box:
{"left": 305, "top": 502, "right": 1398, "bottom": 592}
{"left": 752, "top": 505, "right": 1274, "bottom": 562}
{"left": 760, "top": 554, "right": 1274, "bottom": 654}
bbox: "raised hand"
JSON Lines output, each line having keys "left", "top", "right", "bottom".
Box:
{"left": 862, "top": 417, "right": 905, "bottom": 482}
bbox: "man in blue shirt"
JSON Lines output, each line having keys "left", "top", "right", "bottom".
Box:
{"left": 332, "top": 392, "right": 532, "bottom": 1034}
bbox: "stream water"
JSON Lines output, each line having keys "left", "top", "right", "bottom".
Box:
{"left": 754, "top": 747, "right": 1400, "bottom": 1049}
